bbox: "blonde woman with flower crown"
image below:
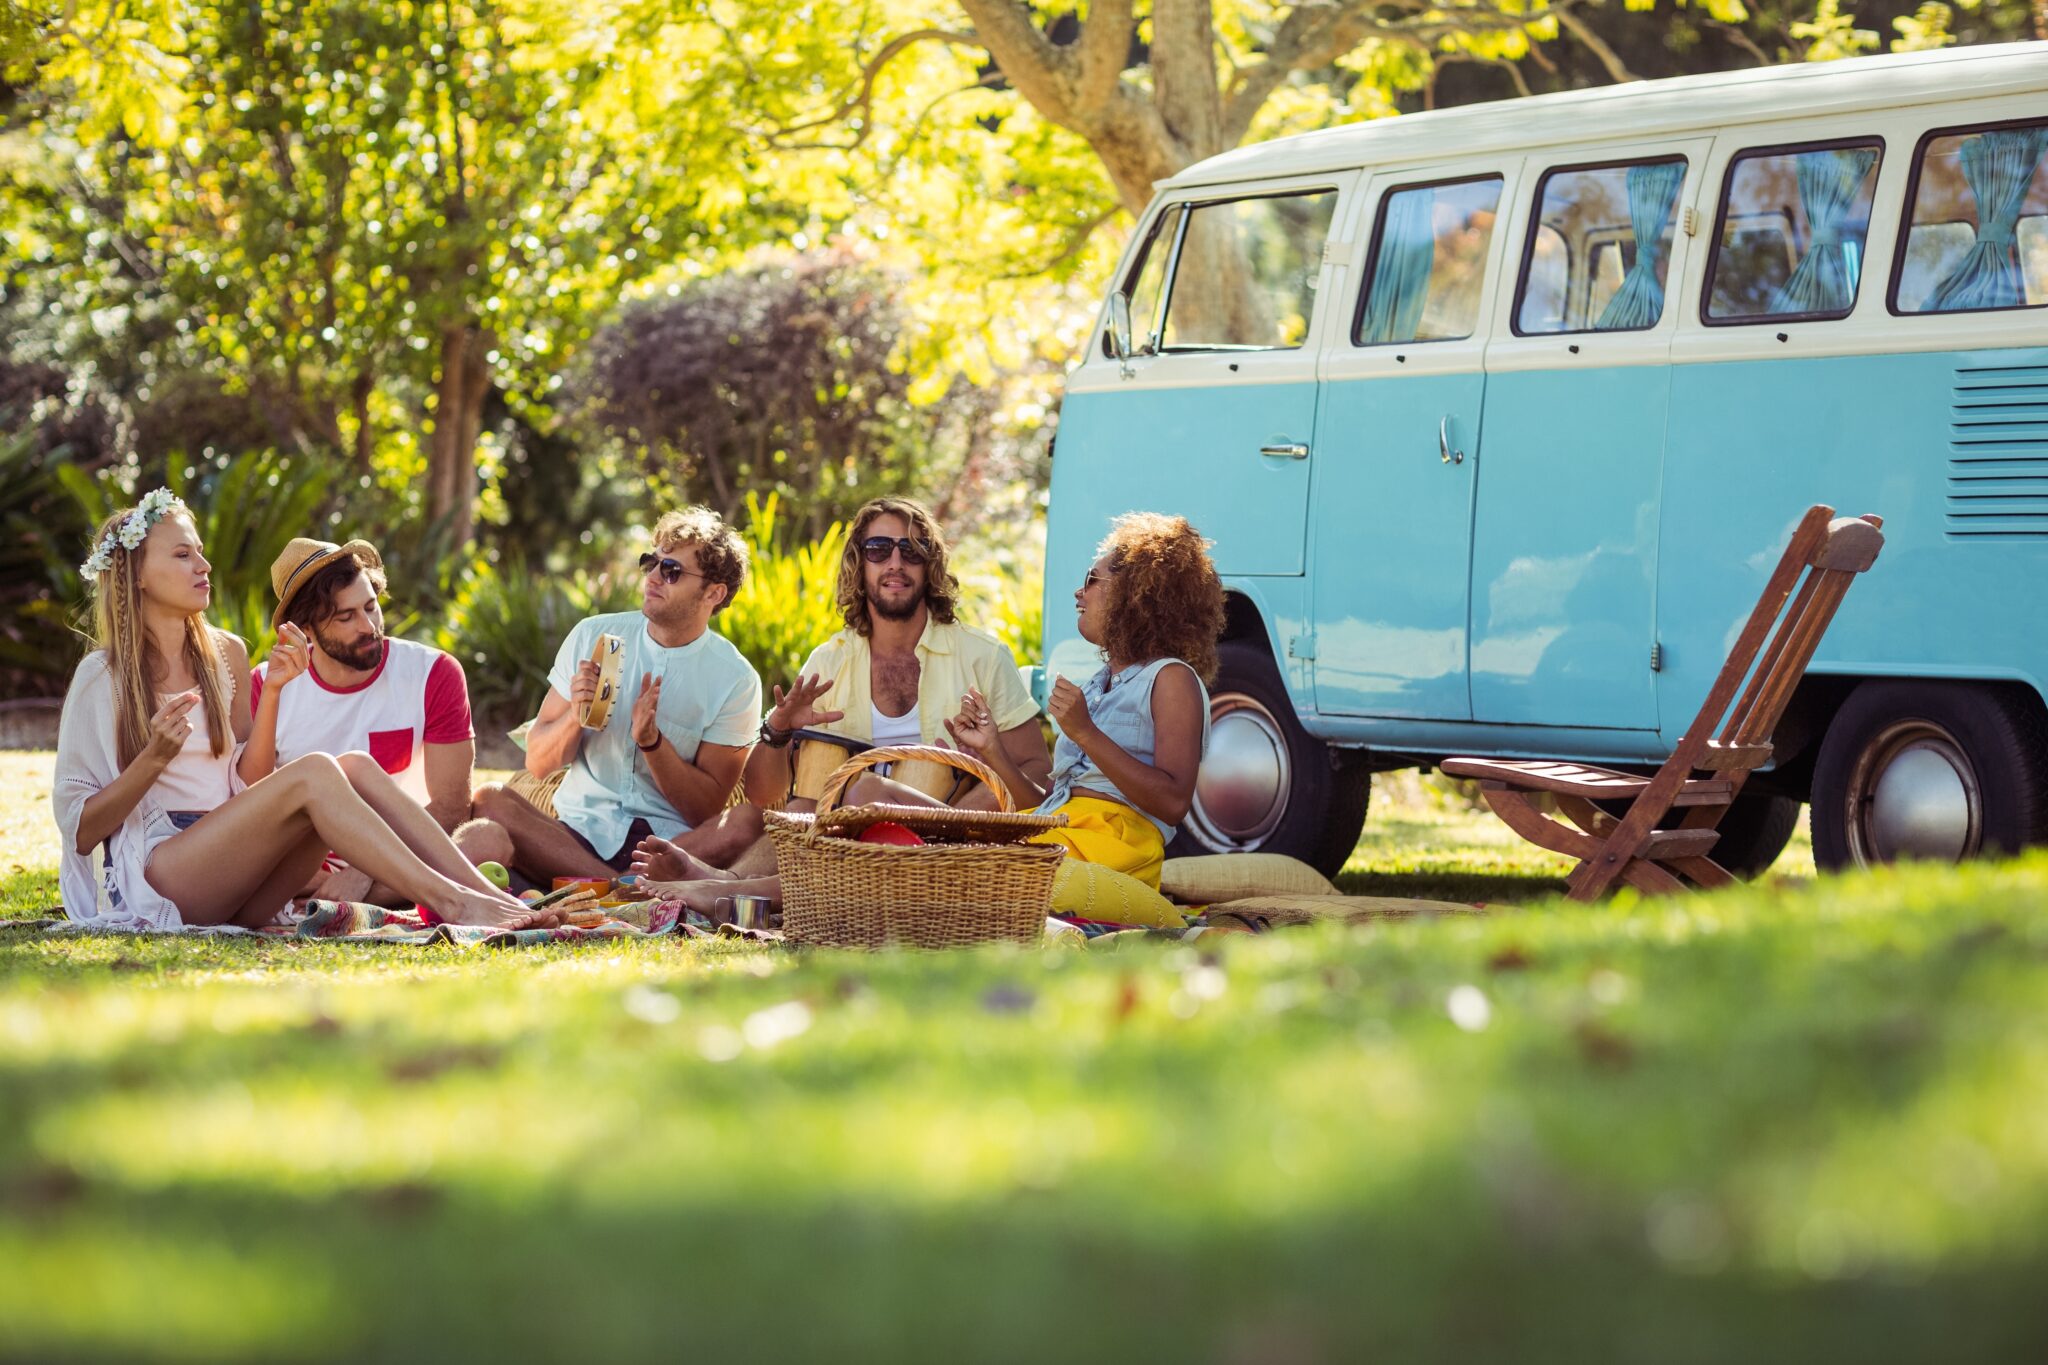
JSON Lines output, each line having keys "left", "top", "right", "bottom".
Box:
{"left": 52, "top": 491, "right": 539, "bottom": 930}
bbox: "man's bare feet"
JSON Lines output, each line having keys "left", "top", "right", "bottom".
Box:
{"left": 630, "top": 835, "right": 734, "bottom": 884}
{"left": 644, "top": 879, "right": 744, "bottom": 924}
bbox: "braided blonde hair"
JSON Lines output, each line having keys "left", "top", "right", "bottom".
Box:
{"left": 86, "top": 506, "right": 234, "bottom": 768}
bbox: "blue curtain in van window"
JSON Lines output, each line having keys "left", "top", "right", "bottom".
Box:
{"left": 1769, "top": 147, "right": 1878, "bottom": 315}
{"left": 1929, "top": 126, "right": 2048, "bottom": 312}
{"left": 1361, "top": 188, "right": 1436, "bottom": 343}
{"left": 1595, "top": 161, "right": 1686, "bottom": 330}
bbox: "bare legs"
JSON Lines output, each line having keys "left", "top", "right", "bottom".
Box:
{"left": 145, "top": 754, "right": 533, "bottom": 927}
{"left": 470, "top": 784, "right": 617, "bottom": 882}
{"left": 472, "top": 783, "right": 765, "bottom": 883}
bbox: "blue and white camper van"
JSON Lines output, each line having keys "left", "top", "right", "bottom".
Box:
{"left": 1041, "top": 43, "right": 2048, "bottom": 876}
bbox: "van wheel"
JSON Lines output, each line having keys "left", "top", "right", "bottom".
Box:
{"left": 1704, "top": 791, "right": 1801, "bottom": 880}
{"left": 1811, "top": 681, "right": 2048, "bottom": 871}
{"left": 1169, "top": 639, "right": 1371, "bottom": 878}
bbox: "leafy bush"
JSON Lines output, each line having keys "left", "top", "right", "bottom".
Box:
{"left": 0, "top": 424, "right": 91, "bottom": 693}
{"left": 717, "top": 492, "right": 850, "bottom": 689}
{"left": 576, "top": 253, "right": 972, "bottom": 542}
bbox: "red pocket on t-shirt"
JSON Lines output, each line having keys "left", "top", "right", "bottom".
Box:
{"left": 367, "top": 729, "right": 415, "bottom": 775}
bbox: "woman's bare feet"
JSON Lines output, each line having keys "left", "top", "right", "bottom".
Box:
{"left": 630, "top": 835, "right": 734, "bottom": 884}
{"left": 435, "top": 883, "right": 546, "bottom": 928}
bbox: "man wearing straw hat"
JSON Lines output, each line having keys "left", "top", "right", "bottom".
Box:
{"left": 628, "top": 496, "right": 1045, "bottom": 914}
{"left": 242, "top": 536, "right": 514, "bottom": 904}
{"left": 470, "top": 506, "right": 766, "bottom": 882}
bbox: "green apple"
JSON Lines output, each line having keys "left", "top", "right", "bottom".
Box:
{"left": 478, "top": 861, "right": 511, "bottom": 890}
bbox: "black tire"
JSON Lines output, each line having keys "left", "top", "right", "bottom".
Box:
{"left": 1705, "top": 790, "right": 1801, "bottom": 880}
{"left": 1167, "top": 639, "right": 1371, "bottom": 878}
{"left": 1811, "top": 680, "right": 2048, "bottom": 871}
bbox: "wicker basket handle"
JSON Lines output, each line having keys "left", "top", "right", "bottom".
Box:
{"left": 816, "top": 744, "right": 1013, "bottom": 815}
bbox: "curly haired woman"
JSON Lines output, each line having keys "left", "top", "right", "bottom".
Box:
{"left": 945, "top": 512, "right": 1226, "bottom": 888}
{"left": 52, "top": 493, "right": 541, "bottom": 931}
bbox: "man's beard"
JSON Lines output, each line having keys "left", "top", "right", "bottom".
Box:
{"left": 870, "top": 586, "right": 923, "bottom": 622}
{"left": 317, "top": 626, "right": 385, "bottom": 672}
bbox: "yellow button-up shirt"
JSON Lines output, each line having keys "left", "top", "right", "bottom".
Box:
{"left": 797, "top": 618, "right": 1039, "bottom": 743}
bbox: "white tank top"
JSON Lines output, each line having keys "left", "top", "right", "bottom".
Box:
{"left": 151, "top": 688, "right": 237, "bottom": 813}
{"left": 870, "top": 700, "right": 921, "bottom": 748}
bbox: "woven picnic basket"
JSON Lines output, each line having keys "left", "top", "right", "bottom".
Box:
{"left": 764, "top": 745, "right": 1067, "bottom": 949}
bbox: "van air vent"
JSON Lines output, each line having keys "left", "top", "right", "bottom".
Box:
{"left": 1947, "top": 360, "right": 2048, "bottom": 539}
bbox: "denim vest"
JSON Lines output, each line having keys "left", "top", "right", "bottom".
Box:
{"left": 1039, "top": 658, "right": 1210, "bottom": 840}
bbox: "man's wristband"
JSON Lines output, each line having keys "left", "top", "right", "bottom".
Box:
{"left": 758, "top": 717, "right": 795, "bottom": 749}
{"left": 637, "top": 734, "right": 663, "bottom": 752}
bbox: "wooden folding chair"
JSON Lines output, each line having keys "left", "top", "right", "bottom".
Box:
{"left": 1441, "top": 505, "right": 1884, "bottom": 901}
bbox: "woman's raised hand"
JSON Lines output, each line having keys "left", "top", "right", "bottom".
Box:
{"left": 768, "top": 673, "right": 845, "bottom": 734}
{"left": 1046, "top": 677, "right": 1098, "bottom": 743}
{"left": 144, "top": 690, "right": 201, "bottom": 765}
{"left": 942, "top": 687, "right": 1000, "bottom": 755}
{"left": 266, "top": 622, "right": 313, "bottom": 689}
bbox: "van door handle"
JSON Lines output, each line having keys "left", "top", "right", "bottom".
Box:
{"left": 1439, "top": 416, "right": 1465, "bottom": 465}
{"left": 1260, "top": 442, "right": 1309, "bottom": 460}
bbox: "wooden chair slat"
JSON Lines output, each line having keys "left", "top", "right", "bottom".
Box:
{"left": 1697, "top": 741, "right": 1773, "bottom": 771}
{"left": 1441, "top": 505, "right": 1883, "bottom": 902}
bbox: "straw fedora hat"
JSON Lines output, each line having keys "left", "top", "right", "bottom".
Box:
{"left": 270, "top": 537, "right": 383, "bottom": 629}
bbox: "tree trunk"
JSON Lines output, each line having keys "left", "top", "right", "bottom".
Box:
{"left": 428, "top": 323, "right": 490, "bottom": 548}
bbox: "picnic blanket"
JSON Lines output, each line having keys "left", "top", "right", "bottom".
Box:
{"left": 9, "top": 899, "right": 787, "bottom": 947}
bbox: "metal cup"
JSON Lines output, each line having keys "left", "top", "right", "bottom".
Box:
{"left": 716, "top": 893, "right": 776, "bottom": 931}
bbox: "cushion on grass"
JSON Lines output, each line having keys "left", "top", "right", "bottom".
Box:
{"left": 1205, "top": 894, "right": 1488, "bottom": 928}
{"left": 1050, "top": 859, "right": 1187, "bottom": 929}
{"left": 1159, "top": 853, "right": 1336, "bottom": 904}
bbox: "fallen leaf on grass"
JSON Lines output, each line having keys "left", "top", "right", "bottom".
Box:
{"left": 385, "top": 1044, "right": 503, "bottom": 1084}
{"left": 981, "top": 983, "right": 1036, "bottom": 1015}
{"left": 366, "top": 1181, "right": 441, "bottom": 1219}
{"left": 1574, "top": 1020, "right": 1635, "bottom": 1070}
{"left": 3, "top": 1163, "right": 85, "bottom": 1215}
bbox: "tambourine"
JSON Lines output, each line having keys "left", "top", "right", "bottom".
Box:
{"left": 579, "top": 633, "right": 625, "bottom": 730}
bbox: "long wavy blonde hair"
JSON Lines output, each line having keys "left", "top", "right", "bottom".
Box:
{"left": 87, "top": 507, "right": 234, "bottom": 768}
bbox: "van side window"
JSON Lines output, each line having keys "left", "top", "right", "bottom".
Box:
{"left": 1515, "top": 158, "right": 1687, "bottom": 335}
{"left": 1115, "top": 204, "right": 1182, "bottom": 356}
{"left": 1893, "top": 121, "right": 2048, "bottom": 315}
{"left": 1354, "top": 176, "right": 1503, "bottom": 346}
{"left": 1149, "top": 191, "right": 1336, "bottom": 351}
{"left": 1705, "top": 141, "right": 1882, "bottom": 323}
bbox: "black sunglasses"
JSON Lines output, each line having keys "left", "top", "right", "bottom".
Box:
{"left": 860, "top": 536, "right": 934, "bottom": 566}
{"left": 639, "top": 551, "right": 705, "bottom": 585}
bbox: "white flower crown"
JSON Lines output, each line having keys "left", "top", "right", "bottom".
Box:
{"left": 79, "top": 488, "right": 188, "bottom": 584}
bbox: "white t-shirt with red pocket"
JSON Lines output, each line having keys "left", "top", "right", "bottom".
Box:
{"left": 252, "top": 637, "right": 474, "bottom": 806}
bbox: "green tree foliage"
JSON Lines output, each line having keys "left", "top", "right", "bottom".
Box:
{"left": 6, "top": 0, "right": 805, "bottom": 548}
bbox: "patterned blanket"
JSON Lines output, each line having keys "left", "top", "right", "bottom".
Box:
{"left": 9, "top": 899, "right": 787, "bottom": 946}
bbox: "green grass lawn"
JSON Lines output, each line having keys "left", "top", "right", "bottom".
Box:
{"left": 3, "top": 752, "right": 2044, "bottom": 1363}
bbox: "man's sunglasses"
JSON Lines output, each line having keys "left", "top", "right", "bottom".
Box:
{"left": 859, "top": 536, "right": 934, "bottom": 566}
{"left": 639, "top": 551, "right": 705, "bottom": 585}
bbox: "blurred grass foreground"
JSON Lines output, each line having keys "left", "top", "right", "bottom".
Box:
{"left": 2, "top": 752, "right": 2047, "bottom": 1362}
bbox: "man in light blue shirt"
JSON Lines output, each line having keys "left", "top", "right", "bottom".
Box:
{"left": 475, "top": 507, "right": 765, "bottom": 881}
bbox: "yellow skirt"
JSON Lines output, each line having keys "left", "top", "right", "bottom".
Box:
{"left": 1028, "top": 795, "right": 1165, "bottom": 888}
